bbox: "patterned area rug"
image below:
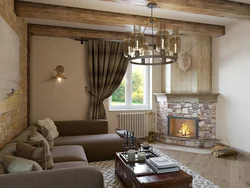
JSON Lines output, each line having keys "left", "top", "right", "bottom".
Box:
{"left": 89, "top": 148, "right": 220, "bottom": 188}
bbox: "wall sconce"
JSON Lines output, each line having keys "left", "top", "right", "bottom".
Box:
{"left": 52, "top": 65, "right": 67, "bottom": 82}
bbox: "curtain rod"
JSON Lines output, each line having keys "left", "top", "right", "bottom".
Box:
{"left": 74, "top": 38, "right": 123, "bottom": 44}
{"left": 74, "top": 38, "right": 88, "bottom": 44}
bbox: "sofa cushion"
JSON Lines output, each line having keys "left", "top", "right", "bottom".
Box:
{"left": 54, "top": 134, "right": 124, "bottom": 162}
{"left": 15, "top": 140, "right": 54, "bottom": 170}
{"left": 51, "top": 145, "right": 87, "bottom": 163}
{"left": 2, "top": 155, "right": 43, "bottom": 173}
{"left": 54, "top": 161, "right": 88, "bottom": 170}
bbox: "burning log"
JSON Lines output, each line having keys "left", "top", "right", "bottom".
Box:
{"left": 179, "top": 123, "right": 190, "bottom": 136}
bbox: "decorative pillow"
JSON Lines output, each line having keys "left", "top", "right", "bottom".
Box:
{"left": 29, "top": 130, "right": 52, "bottom": 150}
{"left": 2, "top": 155, "right": 42, "bottom": 173}
{"left": 37, "top": 117, "right": 59, "bottom": 140}
{"left": 37, "top": 126, "right": 54, "bottom": 148}
{"left": 15, "top": 140, "right": 54, "bottom": 170}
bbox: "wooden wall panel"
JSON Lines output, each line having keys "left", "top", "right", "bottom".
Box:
{"left": 169, "top": 35, "right": 212, "bottom": 94}
{"left": 197, "top": 36, "right": 212, "bottom": 93}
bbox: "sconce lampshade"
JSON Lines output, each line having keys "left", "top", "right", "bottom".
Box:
{"left": 52, "top": 65, "right": 67, "bottom": 82}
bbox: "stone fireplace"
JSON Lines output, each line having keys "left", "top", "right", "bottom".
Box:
{"left": 153, "top": 93, "right": 220, "bottom": 148}
{"left": 167, "top": 117, "right": 199, "bottom": 139}
{"left": 152, "top": 36, "right": 220, "bottom": 148}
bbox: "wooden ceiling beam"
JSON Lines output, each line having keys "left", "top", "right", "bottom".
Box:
{"left": 15, "top": 1, "right": 225, "bottom": 37}
{"left": 103, "top": 0, "right": 250, "bottom": 21}
{"left": 28, "top": 24, "right": 129, "bottom": 41}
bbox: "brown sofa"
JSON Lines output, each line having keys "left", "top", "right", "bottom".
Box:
{"left": 54, "top": 120, "right": 125, "bottom": 162}
{"left": 0, "top": 120, "right": 125, "bottom": 188}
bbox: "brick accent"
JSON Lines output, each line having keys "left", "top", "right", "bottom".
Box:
{"left": 0, "top": 0, "right": 27, "bottom": 148}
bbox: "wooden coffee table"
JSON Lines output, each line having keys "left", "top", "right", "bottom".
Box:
{"left": 115, "top": 152, "right": 192, "bottom": 188}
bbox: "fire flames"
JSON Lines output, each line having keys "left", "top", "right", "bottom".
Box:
{"left": 179, "top": 123, "right": 190, "bottom": 136}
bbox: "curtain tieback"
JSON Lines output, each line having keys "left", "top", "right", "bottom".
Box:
{"left": 85, "top": 86, "right": 104, "bottom": 102}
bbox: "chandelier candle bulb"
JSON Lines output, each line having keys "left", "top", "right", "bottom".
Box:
{"left": 174, "top": 44, "right": 177, "bottom": 54}
{"left": 136, "top": 40, "right": 139, "bottom": 50}
{"left": 161, "top": 39, "right": 165, "bottom": 49}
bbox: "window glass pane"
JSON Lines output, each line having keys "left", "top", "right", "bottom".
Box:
{"left": 111, "top": 77, "right": 126, "bottom": 106}
{"left": 132, "top": 64, "right": 145, "bottom": 105}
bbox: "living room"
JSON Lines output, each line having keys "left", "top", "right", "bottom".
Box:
{"left": 0, "top": 0, "right": 250, "bottom": 188}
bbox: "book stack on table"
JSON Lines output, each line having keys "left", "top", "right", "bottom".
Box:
{"left": 146, "top": 156, "right": 180, "bottom": 174}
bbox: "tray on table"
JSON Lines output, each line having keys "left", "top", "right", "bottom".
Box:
{"left": 119, "top": 150, "right": 158, "bottom": 164}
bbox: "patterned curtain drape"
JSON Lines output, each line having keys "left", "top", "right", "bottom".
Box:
{"left": 86, "top": 40, "right": 128, "bottom": 119}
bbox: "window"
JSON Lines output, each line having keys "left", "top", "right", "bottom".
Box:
{"left": 109, "top": 63, "right": 152, "bottom": 110}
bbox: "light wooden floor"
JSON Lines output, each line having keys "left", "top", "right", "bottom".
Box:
{"left": 155, "top": 146, "right": 250, "bottom": 188}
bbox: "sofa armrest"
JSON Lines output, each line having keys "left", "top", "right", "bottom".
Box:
{"left": 54, "top": 120, "right": 108, "bottom": 136}
{"left": 0, "top": 166, "right": 104, "bottom": 188}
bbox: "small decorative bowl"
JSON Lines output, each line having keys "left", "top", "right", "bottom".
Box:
{"left": 142, "top": 145, "right": 151, "bottom": 150}
{"left": 141, "top": 143, "right": 153, "bottom": 151}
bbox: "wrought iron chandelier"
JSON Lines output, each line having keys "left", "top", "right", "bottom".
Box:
{"left": 124, "top": 3, "right": 181, "bottom": 66}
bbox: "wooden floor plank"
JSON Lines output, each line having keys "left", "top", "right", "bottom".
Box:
{"left": 155, "top": 146, "right": 250, "bottom": 188}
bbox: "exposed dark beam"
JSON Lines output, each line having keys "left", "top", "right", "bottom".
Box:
{"left": 103, "top": 0, "right": 250, "bottom": 21}
{"left": 16, "top": 1, "right": 225, "bottom": 37}
{"left": 28, "top": 24, "right": 129, "bottom": 41}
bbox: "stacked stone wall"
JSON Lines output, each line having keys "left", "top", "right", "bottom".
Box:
{"left": 156, "top": 101, "right": 217, "bottom": 147}
{"left": 0, "top": 0, "right": 27, "bottom": 148}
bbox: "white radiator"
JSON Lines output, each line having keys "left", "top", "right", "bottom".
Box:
{"left": 118, "top": 112, "right": 148, "bottom": 138}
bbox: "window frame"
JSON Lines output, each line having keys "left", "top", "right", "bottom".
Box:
{"left": 109, "top": 63, "right": 152, "bottom": 111}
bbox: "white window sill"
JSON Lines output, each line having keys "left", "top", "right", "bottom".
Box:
{"left": 109, "top": 108, "right": 152, "bottom": 112}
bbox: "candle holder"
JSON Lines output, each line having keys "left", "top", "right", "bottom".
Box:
{"left": 123, "top": 131, "right": 136, "bottom": 151}
{"left": 148, "top": 111, "right": 156, "bottom": 143}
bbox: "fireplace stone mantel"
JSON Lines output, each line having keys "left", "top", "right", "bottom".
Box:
{"left": 153, "top": 93, "right": 220, "bottom": 103}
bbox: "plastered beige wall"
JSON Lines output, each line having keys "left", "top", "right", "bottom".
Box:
{"left": 0, "top": 0, "right": 27, "bottom": 148}
{"left": 30, "top": 36, "right": 161, "bottom": 133}
{"left": 30, "top": 36, "right": 89, "bottom": 122}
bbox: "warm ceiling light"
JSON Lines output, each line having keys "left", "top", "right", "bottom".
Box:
{"left": 124, "top": 3, "right": 182, "bottom": 65}
{"left": 52, "top": 65, "right": 67, "bottom": 82}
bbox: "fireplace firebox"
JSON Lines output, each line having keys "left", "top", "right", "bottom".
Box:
{"left": 167, "top": 116, "right": 199, "bottom": 139}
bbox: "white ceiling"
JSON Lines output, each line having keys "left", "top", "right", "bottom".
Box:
{"left": 21, "top": 0, "right": 250, "bottom": 33}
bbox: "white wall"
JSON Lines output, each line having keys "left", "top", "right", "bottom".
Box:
{"left": 213, "top": 21, "right": 250, "bottom": 153}
{"left": 31, "top": 36, "right": 161, "bottom": 133}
